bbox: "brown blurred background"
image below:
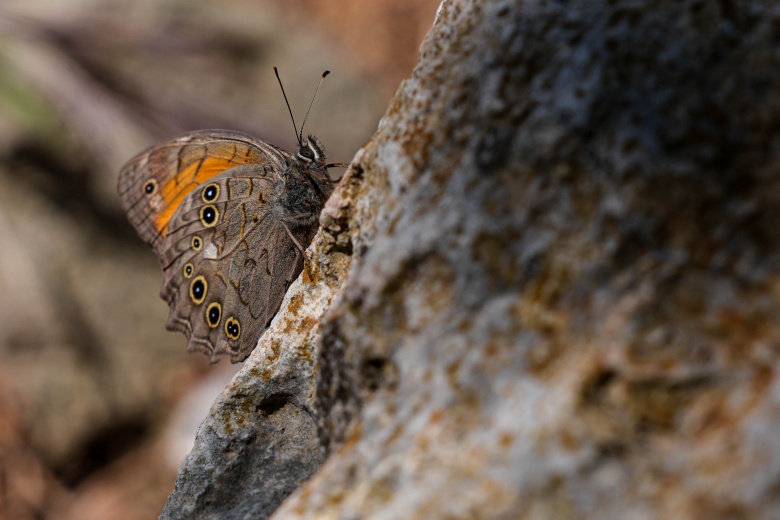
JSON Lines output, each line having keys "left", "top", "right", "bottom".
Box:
{"left": 0, "top": 1, "right": 440, "bottom": 518}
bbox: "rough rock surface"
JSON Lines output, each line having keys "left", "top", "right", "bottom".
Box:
{"left": 165, "top": 0, "right": 780, "bottom": 518}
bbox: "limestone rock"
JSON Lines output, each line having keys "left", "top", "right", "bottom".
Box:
{"left": 167, "top": 0, "right": 780, "bottom": 518}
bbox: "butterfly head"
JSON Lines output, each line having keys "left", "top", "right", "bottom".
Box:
{"left": 296, "top": 134, "right": 326, "bottom": 164}
{"left": 294, "top": 134, "right": 333, "bottom": 185}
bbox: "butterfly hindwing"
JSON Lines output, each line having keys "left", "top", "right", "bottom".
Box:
{"left": 213, "top": 214, "right": 305, "bottom": 359}
{"left": 158, "top": 165, "right": 312, "bottom": 362}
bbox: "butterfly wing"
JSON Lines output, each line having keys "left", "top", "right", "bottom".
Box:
{"left": 118, "top": 129, "right": 333, "bottom": 363}
{"left": 117, "top": 130, "right": 288, "bottom": 255}
{"left": 157, "top": 165, "right": 309, "bottom": 362}
{"left": 118, "top": 130, "right": 308, "bottom": 363}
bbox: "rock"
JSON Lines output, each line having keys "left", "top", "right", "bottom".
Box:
{"left": 167, "top": 0, "right": 780, "bottom": 518}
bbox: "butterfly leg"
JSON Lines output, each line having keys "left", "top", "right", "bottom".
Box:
{"left": 281, "top": 222, "right": 313, "bottom": 281}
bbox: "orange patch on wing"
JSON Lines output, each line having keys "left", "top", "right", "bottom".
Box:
{"left": 154, "top": 150, "right": 262, "bottom": 235}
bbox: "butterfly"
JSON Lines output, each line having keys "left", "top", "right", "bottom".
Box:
{"left": 117, "top": 69, "right": 344, "bottom": 363}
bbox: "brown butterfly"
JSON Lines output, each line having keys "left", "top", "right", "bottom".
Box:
{"left": 118, "top": 69, "right": 344, "bottom": 363}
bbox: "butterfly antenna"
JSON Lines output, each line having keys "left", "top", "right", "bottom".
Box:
{"left": 299, "top": 70, "right": 330, "bottom": 144}
{"left": 274, "top": 66, "right": 301, "bottom": 146}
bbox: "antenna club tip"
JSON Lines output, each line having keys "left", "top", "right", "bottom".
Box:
{"left": 323, "top": 70, "right": 331, "bottom": 77}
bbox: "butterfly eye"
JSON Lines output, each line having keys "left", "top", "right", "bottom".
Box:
{"left": 298, "top": 146, "right": 315, "bottom": 161}
{"left": 206, "top": 302, "right": 222, "bottom": 328}
{"left": 183, "top": 263, "right": 194, "bottom": 278}
{"left": 200, "top": 205, "right": 219, "bottom": 227}
{"left": 225, "top": 317, "right": 241, "bottom": 340}
{"left": 191, "top": 236, "right": 202, "bottom": 251}
{"left": 144, "top": 180, "right": 157, "bottom": 195}
{"left": 189, "top": 276, "right": 208, "bottom": 305}
{"left": 202, "top": 184, "right": 219, "bottom": 202}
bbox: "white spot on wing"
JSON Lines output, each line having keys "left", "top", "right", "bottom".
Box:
{"left": 203, "top": 242, "right": 218, "bottom": 260}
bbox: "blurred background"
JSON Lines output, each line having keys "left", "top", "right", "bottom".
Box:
{"left": 0, "top": 0, "right": 440, "bottom": 518}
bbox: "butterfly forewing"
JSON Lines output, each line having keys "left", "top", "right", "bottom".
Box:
{"left": 118, "top": 130, "right": 287, "bottom": 254}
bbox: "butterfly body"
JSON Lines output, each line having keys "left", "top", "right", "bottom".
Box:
{"left": 118, "top": 130, "right": 334, "bottom": 363}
